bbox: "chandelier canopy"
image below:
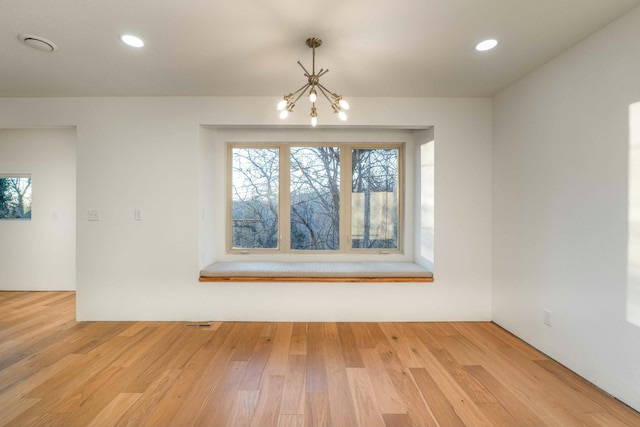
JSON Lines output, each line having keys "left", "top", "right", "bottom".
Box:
{"left": 277, "top": 37, "right": 349, "bottom": 127}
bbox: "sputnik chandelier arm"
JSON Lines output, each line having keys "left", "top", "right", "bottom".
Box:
{"left": 277, "top": 37, "right": 350, "bottom": 127}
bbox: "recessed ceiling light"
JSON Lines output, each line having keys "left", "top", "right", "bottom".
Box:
{"left": 119, "top": 34, "right": 144, "bottom": 48}
{"left": 475, "top": 39, "right": 498, "bottom": 52}
{"left": 18, "top": 34, "right": 57, "bottom": 52}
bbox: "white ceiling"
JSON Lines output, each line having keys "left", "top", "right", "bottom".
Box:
{"left": 1, "top": 0, "right": 639, "bottom": 98}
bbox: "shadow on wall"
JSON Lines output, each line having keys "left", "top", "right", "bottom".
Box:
{"left": 629, "top": 101, "right": 640, "bottom": 327}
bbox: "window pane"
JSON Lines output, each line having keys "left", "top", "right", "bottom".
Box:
{"left": 351, "top": 148, "right": 399, "bottom": 249}
{"left": 231, "top": 148, "right": 279, "bottom": 249}
{"left": 290, "top": 147, "right": 340, "bottom": 250}
{"left": 0, "top": 176, "right": 32, "bottom": 220}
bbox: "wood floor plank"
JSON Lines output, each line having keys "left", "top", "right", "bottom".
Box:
{"left": 230, "top": 389, "right": 260, "bottom": 427}
{"left": 365, "top": 323, "right": 388, "bottom": 343}
{"left": 112, "top": 369, "right": 182, "bottom": 427}
{"left": 535, "top": 359, "right": 640, "bottom": 426}
{"left": 501, "top": 346, "right": 606, "bottom": 412}
{"left": 381, "top": 413, "right": 413, "bottom": 427}
{"left": 240, "top": 335, "right": 274, "bottom": 390}
{"left": 0, "top": 339, "right": 23, "bottom": 355}
{"left": 473, "top": 401, "right": 521, "bottom": 427}
{"left": 586, "top": 410, "right": 638, "bottom": 427}
{"left": 196, "top": 361, "right": 249, "bottom": 427}
{"left": 323, "top": 337, "right": 360, "bottom": 427}
{"left": 249, "top": 375, "right": 285, "bottom": 427}
{"left": 479, "top": 322, "right": 548, "bottom": 361}
{"left": 304, "top": 392, "right": 329, "bottom": 427}
{"left": 336, "top": 322, "right": 365, "bottom": 368}
{"left": 359, "top": 348, "right": 406, "bottom": 414}
{"left": 378, "top": 323, "right": 423, "bottom": 368}
{"left": 1, "top": 292, "right": 639, "bottom": 427}
{"left": 463, "top": 364, "right": 546, "bottom": 427}
{"left": 0, "top": 319, "right": 87, "bottom": 371}
{"left": 280, "top": 354, "right": 307, "bottom": 415}
{"left": 85, "top": 392, "right": 142, "bottom": 427}
{"left": 150, "top": 323, "right": 238, "bottom": 426}
{"left": 409, "top": 336, "right": 494, "bottom": 427}
{"left": 440, "top": 333, "right": 488, "bottom": 366}
{"left": 52, "top": 365, "right": 124, "bottom": 414}
{"left": 455, "top": 323, "right": 592, "bottom": 426}
{"left": 350, "top": 322, "right": 376, "bottom": 349}
{"left": 374, "top": 339, "right": 438, "bottom": 427}
{"left": 0, "top": 396, "right": 40, "bottom": 427}
{"left": 435, "top": 322, "right": 461, "bottom": 336}
{"left": 289, "top": 322, "right": 307, "bottom": 355}
{"left": 27, "top": 331, "right": 155, "bottom": 400}
{"left": 0, "top": 353, "right": 85, "bottom": 418}
{"left": 346, "top": 368, "right": 386, "bottom": 427}
{"left": 231, "top": 322, "right": 264, "bottom": 361}
{"left": 264, "top": 322, "right": 293, "bottom": 375}
{"left": 278, "top": 414, "right": 304, "bottom": 427}
{"left": 122, "top": 324, "right": 209, "bottom": 393}
{"left": 109, "top": 326, "right": 176, "bottom": 369}
{"left": 409, "top": 367, "right": 466, "bottom": 427}
{"left": 428, "top": 344, "right": 497, "bottom": 404}
{"left": 305, "top": 323, "right": 328, "bottom": 393}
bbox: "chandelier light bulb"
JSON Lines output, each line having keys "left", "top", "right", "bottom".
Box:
{"left": 311, "top": 116, "right": 318, "bottom": 127}
{"left": 277, "top": 99, "right": 287, "bottom": 111}
{"left": 279, "top": 110, "right": 289, "bottom": 119}
{"left": 309, "top": 89, "right": 317, "bottom": 103}
{"left": 338, "top": 111, "right": 347, "bottom": 121}
{"left": 338, "top": 99, "right": 350, "bottom": 110}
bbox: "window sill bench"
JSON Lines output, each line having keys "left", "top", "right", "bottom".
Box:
{"left": 199, "top": 261, "right": 433, "bottom": 283}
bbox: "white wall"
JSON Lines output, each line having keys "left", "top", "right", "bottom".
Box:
{"left": 493, "top": 6, "right": 640, "bottom": 411}
{"left": 0, "top": 128, "right": 76, "bottom": 290}
{"left": 0, "top": 96, "right": 492, "bottom": 322}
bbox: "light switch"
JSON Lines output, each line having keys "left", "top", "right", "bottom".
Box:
{"left": 135, "top": 208, "right": 143, "bottom": 221}
{"left": 88, "top": 209, "right": 101, "bottom": 221}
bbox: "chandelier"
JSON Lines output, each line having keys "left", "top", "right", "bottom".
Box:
{"left": 277, "top": 37, "right": 349, "bottom": 127}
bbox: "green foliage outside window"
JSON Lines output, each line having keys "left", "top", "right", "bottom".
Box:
{"left": 0, "top": 176, "right": 32, "bottom": 219}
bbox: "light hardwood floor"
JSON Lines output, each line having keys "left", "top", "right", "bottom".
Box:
{"left": 1, "top": 291, "right": 638, "bottom": 427}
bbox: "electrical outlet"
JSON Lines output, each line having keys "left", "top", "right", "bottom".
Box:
{"left": 135, "top": 208, "right": 143, "bottom": 221}
{"left": 543, "top": 309, "right": 552, "bottom": 327}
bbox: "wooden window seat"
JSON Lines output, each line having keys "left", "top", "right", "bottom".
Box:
{"left": 199, "top": 261, "right": 434, "bottom": 283}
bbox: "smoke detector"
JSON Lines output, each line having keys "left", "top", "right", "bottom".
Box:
{"left": 18, "top": 34, "right": 58, "bottom": 52}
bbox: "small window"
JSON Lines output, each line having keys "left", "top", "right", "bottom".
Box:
{"left": 0, "top": 175, "right": 32, "bottom": 220}
{"left": 228, "top": 143, "right": 403, "bottom": 253}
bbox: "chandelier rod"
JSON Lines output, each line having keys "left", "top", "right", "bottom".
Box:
{"left": 290, "top": 83, "right": 311, "bottom": 108}
{"left": 297, "top": 60, "right": 311, "bottom": 78}
{"left": 315, "top": 83, "right": 334, "bottom": 105}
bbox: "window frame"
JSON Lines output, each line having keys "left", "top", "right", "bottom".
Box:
{"left": 226, "top": 142, "right": 404, "bottom": 255}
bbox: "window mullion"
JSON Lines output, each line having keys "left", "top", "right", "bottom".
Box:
{"left": 340, "top": 145, "right": 352, "bottom": 252}
{"left": 280, "top": 145, "right": 291, "bottom": 252}
{"left": 226, "top": 143, "right": 233, "bottom": 252}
